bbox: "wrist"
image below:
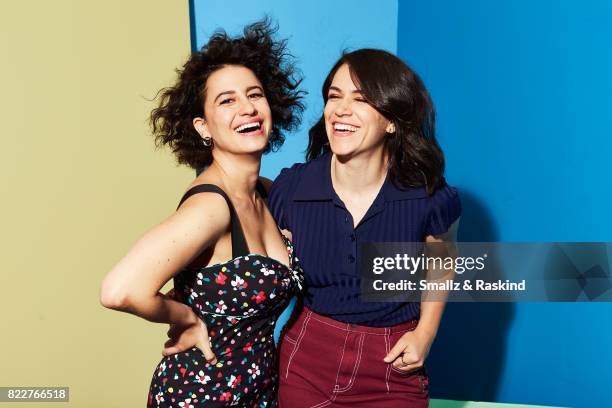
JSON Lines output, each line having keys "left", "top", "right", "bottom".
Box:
{"left": 175, "top": 303, "right": 198, "bottom": 327}
{"left": 415, "top": 321, "right": 438, "bottom": 340}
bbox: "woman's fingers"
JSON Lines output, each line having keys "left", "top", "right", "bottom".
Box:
{"left": 393, "top": 361, "right": 422, "bottom": 373}
{"left": 162, "top": 341, "right": 182, "bottom": 357}
{"left": 383, "top": 340, "right": 406, "bottom": 363}
{"left": 392, "top": 351, "right": 421, "bottom": 370}
{"left": 401, "top": 350, "right": 419, "bottom": 365}
{"left": 161, "top": 317, "right": 216, "bottom": 362}
{"left": 162, "top": 346, "right": 176, "bottom": 356}
{"left": 196, "top": 340, "right": 217, "bottom": 365}
{"left": 196, "top": 320, "right": 217, "bottom": 364}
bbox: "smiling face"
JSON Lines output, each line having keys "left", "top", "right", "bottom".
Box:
{"left": 193, "top": 65, "right": 272, "bottom": 157}
{"left": 324, "top": 64, "right": 394, "bottom": 160}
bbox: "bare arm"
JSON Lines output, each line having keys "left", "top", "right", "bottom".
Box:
{"left": 384, "top": 218, "right": 460, "bottom": 371}
{"left": 416, "top": 219, "right": 460, "bottom": 338}
{"left": 100, "top": 192, "right": 229, "bottom": 327}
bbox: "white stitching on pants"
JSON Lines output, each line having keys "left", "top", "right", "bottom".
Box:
{"left": 283, "top": 336, "right": 297, "bottom": 345}
{"left": 330, "top": 325, "right": 350, "bottom": 401}
{"left": 309, "top": 399, "right": 332, "bottom": 408}
{"left": 335, "top": 332, "right": 365, "bottom": 393}
{"left": 390, "top": 365, "right": 414, "bottom": 375}
{"left": 284, "top": 310, "right": 312, "bottom": 380}
{"left": 384, "top": 327, "right": 390, "bottom": 393}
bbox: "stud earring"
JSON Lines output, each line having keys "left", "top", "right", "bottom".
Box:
{"left": 202, "top": 136, "right": 213, "bottom": 147}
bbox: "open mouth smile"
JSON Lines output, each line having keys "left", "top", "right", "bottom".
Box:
{"left": 234, "top": 120, "right": 263, "bottom": 135}
{"left": 332, "top": 122, "right": 360, "bottom": 136}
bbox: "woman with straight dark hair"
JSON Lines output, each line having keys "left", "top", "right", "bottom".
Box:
{"left": 100, "top": 20, "right": 304, "bottom": 407}
{"left": 268, "top": 49, "right": 461, "bottom": 407}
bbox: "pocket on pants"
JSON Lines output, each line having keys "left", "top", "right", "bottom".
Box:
{"left": 388, "top": 365, "right": 429, "bottom": 396}
{"left": 386, "top": 330, "right": 429, "bottom": 397}
{"left": 279, "top": 313, "right": 310, "bottom": 380}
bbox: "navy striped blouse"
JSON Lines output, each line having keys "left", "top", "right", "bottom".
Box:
{"left": 268, "top": 152, "right": 461, "bottom": 326}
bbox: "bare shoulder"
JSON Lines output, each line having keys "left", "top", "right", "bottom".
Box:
{"left": 177, "top": 172, "right": 231, "bottom": 224}
{"left": 175, "top": 185, "right": 230, "bottom": 228}
{"left": 159, "top": 172, "right": 230, "bottom": 238}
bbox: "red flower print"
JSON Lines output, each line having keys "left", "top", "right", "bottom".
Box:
{"left": 227, "top": 374, "right": 242, "bottom": 389}
{"left": 251, "top": 291, "right": 266, "bottom": 304}
{"left": 215, "top": 271, "right": 227, "bottom": 285}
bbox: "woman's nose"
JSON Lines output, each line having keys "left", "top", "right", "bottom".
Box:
{"left": 239, "top": 97, "right": 257, "bottom": 116}
{"left": 334, "top": 98, "right": 352, "bottom": 116}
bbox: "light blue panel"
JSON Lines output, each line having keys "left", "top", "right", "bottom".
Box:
{"left": 398, "top": 1, "right": 612, "bottom": 407}
{"left": 191, "top": 0, "right": 398, "bottom": 178}
{"left": 191, "top": 0, "right": 398, "bottom": 342}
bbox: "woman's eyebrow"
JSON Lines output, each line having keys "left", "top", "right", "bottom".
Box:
{"left": 328, "top": 86, "right": 363, "bottom": 95}
{"left": 246, "top": 85, "right": 264, "bottom": 93}
{"left": 213, "top": 90, "right": 236, "bottom": 103}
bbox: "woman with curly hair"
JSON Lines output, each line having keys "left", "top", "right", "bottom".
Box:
{"left": 100, "top": 20, "right": 304, "bottom": 407}
{"left": 269, "top": 49, "right": 461, "bottom": 407}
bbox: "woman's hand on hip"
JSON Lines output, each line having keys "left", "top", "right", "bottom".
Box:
{"left": 162, "top": 311, "right": 217, "bottom": 365}
{"left": 383, "top": 328, "right": 434, "bottom": 373}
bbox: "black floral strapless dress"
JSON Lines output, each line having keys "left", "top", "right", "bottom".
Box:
{"left": 147, "top": 184, "right": 303, "bottom": 408}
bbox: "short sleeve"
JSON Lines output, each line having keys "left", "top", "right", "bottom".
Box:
{"left": 425, "top": 181, "right": 461, "bottom": 236}
{"left": 267, "top": 166, "right": 298, "bottom": 230}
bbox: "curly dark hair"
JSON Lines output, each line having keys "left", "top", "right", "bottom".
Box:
{"left": 150, "top": 18, "right": 304, "bottom": 169}
{"left": 307, "top": 49, "right": 445, "bottom": 194}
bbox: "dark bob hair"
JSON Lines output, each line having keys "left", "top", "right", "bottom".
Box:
{"left": 151, "top": 19, "right": 304, "bottom": 169}
{"left": 307, "top": 49, "right": 445, "bottom": 194}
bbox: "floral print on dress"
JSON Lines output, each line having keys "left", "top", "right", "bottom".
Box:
{"left": 147, "top": 235, "right": 303, "bottom": 407}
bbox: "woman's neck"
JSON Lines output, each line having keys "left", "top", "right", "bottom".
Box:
{"left": 331, "top": 149, "right": 388, "bottom": 196}
{"left": 208, "top": 151, "right": 261, "bottom": 202}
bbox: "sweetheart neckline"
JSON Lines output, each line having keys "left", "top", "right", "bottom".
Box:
{"left": 184, "top": 235, "right": 295, "bottom": 272}
{"left": 184, "top": 252, "right": 293, "bottom": 272}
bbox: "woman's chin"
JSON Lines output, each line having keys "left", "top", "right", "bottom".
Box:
{"left": 233, "top": 138, "right": 269, "bottom": 155}
{"left": 239, "top": 145, "right": 268, "bottom": 158}
{"left": 329, "top": 142, "right": 359, "bottom": 159}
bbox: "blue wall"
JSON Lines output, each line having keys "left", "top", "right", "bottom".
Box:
{"left": 397, "top": 1, "right": 612, "bottom": 407}
{"left": 191, "top": 1, "right": 612, "bottom": 406}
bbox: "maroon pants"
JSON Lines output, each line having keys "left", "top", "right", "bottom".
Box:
{"left": 278, "top": 307, "right": 429, "bottom": 407}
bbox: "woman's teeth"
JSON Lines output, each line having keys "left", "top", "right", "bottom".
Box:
{"left": 236, "top": 122, "right": 261, "bottom": 133}
{"left": 334, "top": 123, "right": 357, "bottom": 132}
